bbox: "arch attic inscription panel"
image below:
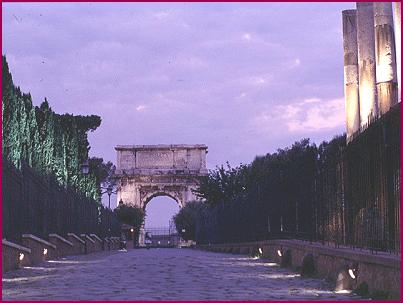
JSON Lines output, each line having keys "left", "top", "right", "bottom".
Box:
{"left": 115, "top": 144, "right": 208, "bottom": 208}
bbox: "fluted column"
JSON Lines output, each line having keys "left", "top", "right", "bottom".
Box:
{"left": 374, "top": 2, "right": 398, "bottom": 114}
{"left": 394, "top": 2, "right": 401, "bottom": 102}
{"left": 357, "top": 2, "right": 378, "bottom": 128}
{"left": 342, "top": 10, "right": 360, "bottom": 142}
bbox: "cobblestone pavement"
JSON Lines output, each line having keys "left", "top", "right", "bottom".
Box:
{"left": 2, "top": 248, "right": 363, "bottom": 301}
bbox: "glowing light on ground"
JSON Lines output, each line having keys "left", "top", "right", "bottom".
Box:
{"left": 263, "top": 262, "right": 278, "bottom": 267}
{"left": 335, "top": 289, "right": 352, "bottom": 294}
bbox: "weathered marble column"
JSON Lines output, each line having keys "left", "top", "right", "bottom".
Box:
{"left": 342, "top": 10, "right": 360, "bottom": 142}
{"left": 394, "top": 2, "right": 401, "bottom": 102}
{"left": 357, "top": 2, "right": 378, "bottom": 128}
{"left": 374, "top": 2, "right": 398, "bottom": 114}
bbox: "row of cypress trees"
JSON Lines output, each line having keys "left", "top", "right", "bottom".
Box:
{"left": 2, "top": 56, "right": 101, "bottom": 202}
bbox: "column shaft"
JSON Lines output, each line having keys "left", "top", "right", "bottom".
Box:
{"left": 342, "top": 10, "right": 360, "bottom": 142}
{"left": 357, "top": 2, "right": 378, "bottom": 128}
{"left": 394, "top": 2, "right": 401, "bottom": 102}
{"left": 374, "top": 2, "right": 398, "bottom": 114}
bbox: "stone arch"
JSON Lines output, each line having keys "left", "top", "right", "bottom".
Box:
{"left": 114, "top": 144, "right": 208, "bottom": 210}
{"left": 114, "top": 145, "right": 208, "bottom": 246}
{"left": 142, "top": 191, "right": 183, "bottom": 210}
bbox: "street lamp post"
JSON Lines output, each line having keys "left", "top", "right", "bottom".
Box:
{"left": 80, "top": 160, "right": 90, "bottom": 193}
{"left": 101, "top": 184, "right": 118, "bottom": 209}
{"left": 101, "top": 185, "right": 118, "bottom": 240}
{"left": 81, "top": 160, "right": 90, "bottom": 176}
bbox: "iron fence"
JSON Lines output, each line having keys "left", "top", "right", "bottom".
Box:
{"left": 314, "top": 104, "right": 400, "bottom": 253}
{"left": 195, "top": 104, "right": 400, "bottom": 254}
{"left": 2, "top": 158, "right": 121, "bottom": 244}
{"left": 144, "top": 227, "right": 181, "bottom": 247}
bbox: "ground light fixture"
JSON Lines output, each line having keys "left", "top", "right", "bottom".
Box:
{"left": 19, "top": 253, "right": 24, "bottom": 261}
{"left": 43, "top": 248, "right": 48, "bottom": 255}
{"left": 348, "top": 262, "right": 359, "bottom": 279}
{"left": 348, "top": 269, "right": 356, "bottom": 279}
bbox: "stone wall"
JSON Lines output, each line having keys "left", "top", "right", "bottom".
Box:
{"left": 3, "top": 233, "right": 122, "bottom": 273}
{"left": 49, "top": 234, "right": 74, "bottom": 257}
{"left": 81, "top": 234, "right": 97, "bottom": 254}
{"left": 2, "top": 240, "right": 31, "bottom": 273}
{"left": 67, "top": 233, "right": 86, "bottom": 255}
{"left": 90, "top": 234, "right": 103, "bottom": 251}
{"left": 22, "top": 234, "right": 57, "bottom": 265}
{"left": 198, "top": 239, "right": 400, "bottom": 299}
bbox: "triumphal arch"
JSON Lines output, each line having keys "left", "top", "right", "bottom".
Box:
{"left": 114, "top": 144, "right": 208, "bottom": 209}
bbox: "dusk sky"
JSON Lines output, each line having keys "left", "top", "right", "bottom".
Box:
{"left": 3, "top": 2, "right": 354, "bottom": 227}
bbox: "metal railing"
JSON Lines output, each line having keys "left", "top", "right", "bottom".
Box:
{"left": 2, "top": 158, "right": 121, "bottom": 244}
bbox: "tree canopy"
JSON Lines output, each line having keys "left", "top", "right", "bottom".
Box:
{"left": 114, "top": 203, "right": 145, "bottom": 232}
{"left": 173, "top": 201, "right": 206, "bottom": 241}
{"left": 179, "top": 137, "right": 345, "bottom": 244}
{"left": 2, "top": 55, "right": 102, "bottom": 202}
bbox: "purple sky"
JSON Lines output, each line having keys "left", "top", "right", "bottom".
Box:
{"left": 3, "top": 2, "right": 354, "bottom": 227}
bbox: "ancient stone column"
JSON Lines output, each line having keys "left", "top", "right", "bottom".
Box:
{"left": 394, "top": 2, "right": 401, "bottom": 102}
{"left": 342, "top": 10, "right": 360, "bottom": 142}
{"left": 357, "top": 2, "right": 378, "bottom": 128}
{"left": 374, "top": 2, "right": 398, "bottom": 114}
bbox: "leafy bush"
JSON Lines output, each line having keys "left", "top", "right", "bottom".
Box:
{"left": 173, "top": 201, "right": 205, "bottom": 241}
{"left": 114, "top": 203, "right": 145, "bottom": 232}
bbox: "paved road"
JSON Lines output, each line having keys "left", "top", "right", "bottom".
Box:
{"left": 2, "top": 248, "right": 362, "bottom": 301}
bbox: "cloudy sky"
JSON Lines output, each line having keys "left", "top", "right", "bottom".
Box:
{"left": 3, "top": 2, "right": 354, "bottom": 226}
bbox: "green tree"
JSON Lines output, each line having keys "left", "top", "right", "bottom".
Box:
{"left": 2, "top": 55, "right": 102, "bottom": 201}
{"left": 88, "top": 157, "right": 116, "bottom": 203}
{"left": 194, "top": 162, "right": 249, "bottom": 206}
{"left": 114, "top": 203, "right": 145, "bottom": 233}
{"left": 173, "top": 201, "right": 205, "bottom": 241}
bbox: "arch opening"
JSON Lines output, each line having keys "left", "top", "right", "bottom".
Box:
{"left": 144, "top": 194, "right": 181, "bottom": 229}
{"left": 142, "top": 195, "right": 182, "bottom": 247}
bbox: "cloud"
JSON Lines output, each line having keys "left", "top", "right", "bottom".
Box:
{"left": 242, "top": 32, "right": 252, "bottom": 41}
{"left": 3, "top": 2, "right": 354, "bottom": 169}
{"left": 153, "top": 11, "right": 171, "bottom": 20}
{"left": 254, "top": 97, "right": 345, "bottom": 133}
{"left": 292, "top": 58, "right": 301, "bottom": 67}
{"left": 136, "top": 105, "right": 147, "bottom": 112}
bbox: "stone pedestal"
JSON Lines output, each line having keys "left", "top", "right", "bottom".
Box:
{"left": 21, "top": 234, "right": 57, "bottom": 265}
{"left": 49, "top": 234, "right": 74, "bottom": 257}
{"left": 2, "top": 239, "right": 31, "bottom": 272}
{"left": 67, "top": 233, "right": 86, "bottom": 255}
